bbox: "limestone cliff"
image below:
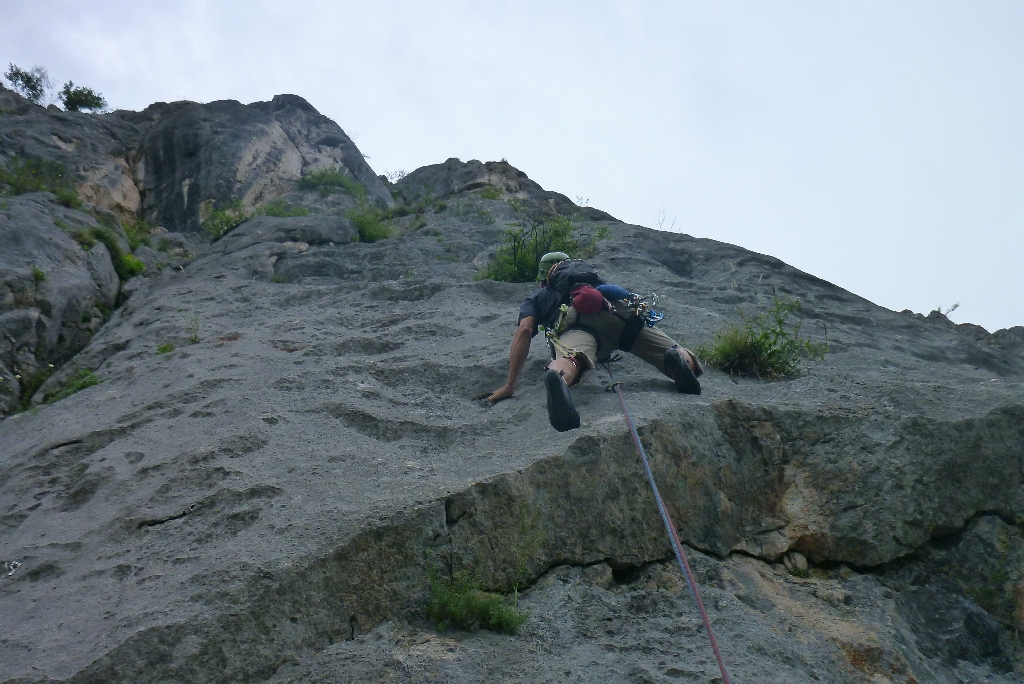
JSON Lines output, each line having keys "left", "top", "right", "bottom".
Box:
{"left": 1, "top": 85, "right": 1023, "bottom": 683}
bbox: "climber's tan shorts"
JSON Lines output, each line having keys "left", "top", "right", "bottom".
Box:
{"left": 551, "top": 302, "right": 684, "bottom": 379}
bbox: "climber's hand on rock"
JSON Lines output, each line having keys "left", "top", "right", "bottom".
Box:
{"left": 486, "top": 384, "right": 515, "bottom": 405}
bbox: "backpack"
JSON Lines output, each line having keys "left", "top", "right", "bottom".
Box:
{"left": 547, "top": 259, "right": 604, "bottom": 303}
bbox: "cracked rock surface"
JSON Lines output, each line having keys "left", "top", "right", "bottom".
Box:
{"left": 1, "top": 86, "right": 1023, "bottom": 683}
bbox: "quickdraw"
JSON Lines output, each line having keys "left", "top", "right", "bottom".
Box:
{"left": 626, "top": 292, "right": 664, "bottom": 328}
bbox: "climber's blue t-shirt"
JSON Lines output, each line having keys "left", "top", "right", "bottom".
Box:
{"left": 518, "top": 287, "right": 563, "bottom": 336}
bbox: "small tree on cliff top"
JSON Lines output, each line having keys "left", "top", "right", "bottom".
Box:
{"left": 59, "top": 81, "right": 107, "bottom": 112}
{"left": 4, "top": 64, "right": 51, "bottom": 104}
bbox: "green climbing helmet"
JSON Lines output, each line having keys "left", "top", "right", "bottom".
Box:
{"left": 537, "top": 252, "right": 571, "bottom": 281}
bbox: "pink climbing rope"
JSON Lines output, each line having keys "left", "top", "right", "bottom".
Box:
{"left": 604, "top": 363, "right": 733, "bottom": 684}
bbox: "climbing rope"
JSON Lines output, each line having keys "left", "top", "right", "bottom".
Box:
{"left": 602, "top": 361, "right": 733, "bottom": 684}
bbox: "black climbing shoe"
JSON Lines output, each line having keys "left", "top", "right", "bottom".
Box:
{"left": 545, "top": 369, "right": 580, "bottom": 432}
{"left": 664, "top": 348, "right": 701, "bottom": 395}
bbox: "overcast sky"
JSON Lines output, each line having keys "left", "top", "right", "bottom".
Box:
{"left": 5, "top": 1, "right": 1023, "bottom": 331}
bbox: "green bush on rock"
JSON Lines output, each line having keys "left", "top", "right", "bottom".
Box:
{"left": 90, "top": 227, "right": 145, "bottom": 280}
{"left": 202, "top": 200, "right": 252, "bottom": 239}
{"left": 4, "top": 64, "right": 50, "bottom": 104}
{"left": 348, "top": 209, "right": 391, "bottom": 243}
{"left": 258, "top": 200, "right": 309, "bottom": 218}
{"left": 479, "top": 215, "right": 604, "bottom": 283}
{"left": 426, "top": 569, "right": 526, "bottom": 635}
{"left": 297, "top": 169, "right": 365, "bottom": 199}
{"left": 120, "top": 218, "right": 152, "bottom": 250}
{"left": 696, "top": 294, "right": 828, "bottom": 379}
{"left": 0, "top": 156, "right": 81, "bottom": 208}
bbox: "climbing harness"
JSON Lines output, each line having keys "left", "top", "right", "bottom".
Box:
{"left": 602, "top": 360, "right": 733, "bottom": 684}
{"left": 543, "top": 290, "right": 665, "bottom": 362}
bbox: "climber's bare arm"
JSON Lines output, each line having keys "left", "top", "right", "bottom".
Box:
{"left": 487, "top": 316, "right": 535, "bottom": 405}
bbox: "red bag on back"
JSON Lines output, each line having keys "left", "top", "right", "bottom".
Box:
{"left": 570, "top": 284, "right": 605, "bottom": 315}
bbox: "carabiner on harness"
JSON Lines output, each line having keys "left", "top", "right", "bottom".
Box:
{"left": 626, "top": 292, "right": 665, "bottom": 328}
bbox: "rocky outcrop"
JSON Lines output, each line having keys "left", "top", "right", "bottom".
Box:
{"left": 0, "top": 194, "right": 121, "bottom": 411}
{"left": 1, "top": 93, "right": 1023, "bottom": 683}
{"left": 395, "top": 157, "right": 615, "bottom": 222}
{"left": 135, "top": 94, "right": 392, "bottom": 232}
{"left": 0, "top": 86, "right": 392, "bottom": 415}
{"left": 0, "top": 85, "right": 391, "bottom": 231}
{"left": 0, "top": 84, "right": 151, "bottom": 221}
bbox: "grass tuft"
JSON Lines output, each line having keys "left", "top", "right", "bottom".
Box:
{"left": 202, "top": 200, "right": 251, "bottom": 239}
{"left": 479, "top": 185, "right": 503, "bottom": 200}
{"left": 258, "top": 200, "right": 309, "bottom": 218}
{"left": 121, "top": 218, "right": 152, "bottom": 250}
{"left": 426, "top": 569, "right": 526, "bottom": 635}
{"left": 185, "top": 313, "right": 200, "bottom": 344}
{"left": 70, "top": 226, "right": 144, "bottom": 280}
{"left": 0, "top": 156, "right": 81, "bottom": 208}
{"left": 44, "top": 368, "right": 99, "bottom": 404}
{"left": 696, "top": 294, "right": 828, "bottom": 379}
{"left": 297, "top": 169, "right": 365, "bottom": 199}
{"left": 14, "top": 366, "right": 54, "bottom": 412}
{"left": 31, "top": 266, "right": 46, "bottom": 283}
{"left": 156, "top": 343, "right": 175, "bottom": 354}
{"left": 72, "top": 229, "right": 96, "bottom": 249}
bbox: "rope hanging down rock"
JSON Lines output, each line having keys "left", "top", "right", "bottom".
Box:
{"left": 602, "top": 361, "right": 733, "bottom": 684}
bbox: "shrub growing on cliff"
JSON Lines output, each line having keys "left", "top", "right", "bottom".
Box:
{"left": 202, "top": 200, "right": 252, "bottom": 238}
{"left": 91, "top": 227, "right": 145, "bottom": 280}
{"left": 697, "top": 294, "right": 828, "bottom": 379}
{"left": 58, "top": 81, "right": 107, "bottom": 112}
{"left": 426, "top": 569, "right": 526, "bottom": 635}
{"left": 14, "top": 366, "right": 54, "bottom": 412}
{"left": 298, "top": 169, "right": 364, "bottom": 199}
{"left": 0, "top": 156, "right": 80, "bottom": 207}
{"left": 479, "top": 215, "right": 581, "bottom": 283}
{"left": 120, "top": 218, "right": 152, "bottom": 250}
{"left": 348, "top": 209, "right": 391, "bottom": 242}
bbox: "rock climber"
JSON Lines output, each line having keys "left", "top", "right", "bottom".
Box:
{"left": 487, "top": 252, "right": 702, "bottom": 431}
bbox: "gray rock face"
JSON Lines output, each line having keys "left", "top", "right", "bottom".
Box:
{"left": 1, "top": 94, "right": 1023, "bottom": 683}
{"left": 0, "top": 85, "right": 391, "bottom": 231}
{"left": 395, "top": 157, "right": 615, "bottom": 222}
{"left": 0, "top": 86, "right": 390, "bottom": 414}
{"left": 135, "top": 94, "right": 392, "bottom": 232}
{"left": 0, "top": 194, "right": 121, "bottom": 411}
{"left": 0, "top": 84, "right": 151, "bottom": 220}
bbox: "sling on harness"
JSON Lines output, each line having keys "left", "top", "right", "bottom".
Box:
{"left": 602, "top": 360, "right": 732, "bottom": 684}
